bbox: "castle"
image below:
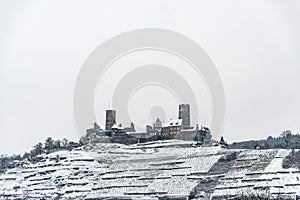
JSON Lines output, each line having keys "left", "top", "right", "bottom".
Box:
{"left": 84, "top": 104, "right": 212, "bottom": 145}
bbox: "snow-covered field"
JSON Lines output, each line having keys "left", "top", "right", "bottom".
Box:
{"left": 0, "top": 140, "right": 299, "bottom": 199}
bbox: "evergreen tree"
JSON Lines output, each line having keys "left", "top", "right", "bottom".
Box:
{"left": 34, "top": 142, "right": 44, "bottom": 155}
{"left": 281, "top": 130, "right": 292, "bottom": 149}
{"left": 44, "top": 137, "right": 55, "bottom": 153}
{"left": 54, "top": 140, "right": 61, "bottom": 149}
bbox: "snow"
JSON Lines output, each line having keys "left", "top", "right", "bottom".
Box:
{"left": 0, "top": 141, "right": 299, "bottom": 199}
{"left": 211, "top": 149, "right": 299, "bottom": 199}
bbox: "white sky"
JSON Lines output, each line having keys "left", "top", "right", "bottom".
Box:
{"left": 0, "top": 0, "right": 300, "bottom": 154}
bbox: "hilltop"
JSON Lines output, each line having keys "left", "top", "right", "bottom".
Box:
{"left": 0, "top": 140, "right": 299, "bottom": 199}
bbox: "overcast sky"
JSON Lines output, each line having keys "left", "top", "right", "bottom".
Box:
{"left": 0, "top": 0, "right": 300, "bottom": 154}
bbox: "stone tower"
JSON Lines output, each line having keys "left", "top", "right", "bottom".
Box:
{"left": 153, "top": 118, "right": 162, "bottom": 134}
{"left": 178, "top": 104, "right": 190, "bottom": 129}
{"left": 105, "top": 110, "right": 116, "bottom": 130}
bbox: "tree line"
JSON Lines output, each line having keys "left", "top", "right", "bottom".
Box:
{"left": 0, "top": 137, "right": 80, "bottom": 173}
{"left": 229, "top": 130, "right": 300, "bottom": 149}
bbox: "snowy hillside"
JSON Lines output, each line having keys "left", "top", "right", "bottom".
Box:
{"left": 0, "top": 140, "right": 299, "bottom": 199}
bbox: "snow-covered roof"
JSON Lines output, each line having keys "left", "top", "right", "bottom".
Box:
{"left": 111, "top": 124, "right": 121, "bottom": 129}
{"left": 181, "top": 128, "right": 196, "bottom": 133}
{"left": 127, "top": 131, "right": 146, "bottom": 134}
{"left": 162, "top": 119, "right": 183, "bottom": 127}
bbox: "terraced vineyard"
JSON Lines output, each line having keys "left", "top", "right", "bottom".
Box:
{"left": 0, "top": 140, "right": 299, "bottom": 199}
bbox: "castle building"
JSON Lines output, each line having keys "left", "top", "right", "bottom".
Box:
{"left": 176, "top": 123, "right": 199, "bottom": 141}
{"left": 100, "top": 104, "right": 212, "bottom": 144}
{"left": 153, "top": 118, "right": 162, "bottom": 134}
{"left": 197, "top": 126, "right": 212, "bottom": 145}
{"left": 178, "top": 104, "right": 191, "bottom": 129}
{"left": 146, "top": 125, "right": 154, "bottom": 134}
{"left": 86, "top": 122, "right": 103, "bottom": 136}
{"left": 105, "top": 110, "right": 116, "bottom": 130}
{"left": 161, "top": 119, "right": 183, "bottom": 136}
{"left": 122, "top": 122, "right": 136, "bottom": 132}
